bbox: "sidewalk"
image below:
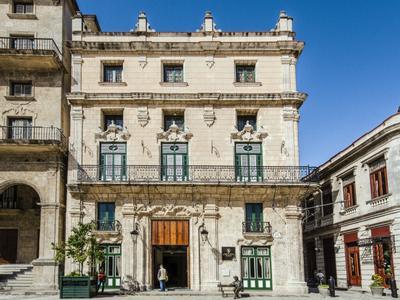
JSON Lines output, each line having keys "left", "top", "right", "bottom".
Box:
{"left": 0, "top": 289, "right": 392, "bottom": 300}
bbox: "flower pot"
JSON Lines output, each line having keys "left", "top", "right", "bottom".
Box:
{"left": 370, "top": 286, "right": 384, "bottom": 296}
{"left": 60, "top": 276, "right": 97, "bottom": 298}
{"left": 319, "top": 287, "right": 329, "bottom": 297}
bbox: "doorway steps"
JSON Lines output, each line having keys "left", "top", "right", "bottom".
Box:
{"left": 0, "top": 264, "right": 33, "bottom": 291}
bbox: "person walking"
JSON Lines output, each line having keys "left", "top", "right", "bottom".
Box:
{"left": 97, "top": 267, "right": 106, "bottom": 293}
{"left": 157, "top": 264, "right": 168, "bottom": 292}
{"left": 231, "top": 275, "right": 243, "bottom": 299}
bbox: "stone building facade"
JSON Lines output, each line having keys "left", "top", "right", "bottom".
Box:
{"left": 0, "top": 0, "right": 79, "bottom": 291}
{"left": 65, "top": 11, "right": 319, "bottom": 293}
{"left": 303, "top": 113, "right": 400, "bottom": 291}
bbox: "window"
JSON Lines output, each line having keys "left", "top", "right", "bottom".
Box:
{"left": 163, "top": 64, "right": 183, "bottom": 83}
{"left": 10, "top": 35, "right": 34, "bottom": 49}
{"left": 237, "top": 115, "right": 257, "bottom": 131}
{"left": 245, "top": 203, "right": 263, "bottom": 232}
{"left": 0, "top": 186, "right": 18, "bottom": 209}
{"left": 10, "top": 81, "right": 32, "bottom": 97}
{"left": 235, "top": 143, "right": 262, "bottom": 182}
{"left": 7, "top": 117, "right": 32, "bottom": 139}
{"left": 99, "top": 143, "right": 126, "bottom": 181}
{"left": 164, "top": 114, "right": 184, "bottom": 131}
{"left": 104, "top": 114, "right": 123, "bottom": 131}
{"left": 103, "top": 65, "right": 123, "bottom": 83}
{"left": 343, "top": 182, "right": 356, "bottom": 208}
{"left": 13, "top": 1, "right": 33, "bottom": 14}
{"left": 369, "top": 159, "right": 388, "bottom": 199}
{"left": 161, "top": 143, "right": 188, "bottom": 181}
{"left": 236, "top": 65, "right": 255, "bottom": 83}
{"left": 322, "top": 185, "right": 333, "bottom": 216}
{"left": 97, "top": 202, "right": 115, "bottom": 231}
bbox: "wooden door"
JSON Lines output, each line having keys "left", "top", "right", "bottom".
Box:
{"left": 346, "top": 245, "right": 361, "bottom": 286}
{"left": 151, "top": 220, "right": 189, "bottom": 246}
{"left": 0, "top": 229, "right": 18, "bottom": 264}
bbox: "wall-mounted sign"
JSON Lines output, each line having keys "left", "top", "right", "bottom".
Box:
{"left": 222, "top": 247, "right": 235, "bottom": 260}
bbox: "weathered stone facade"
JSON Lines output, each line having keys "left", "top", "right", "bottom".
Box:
{"left": 303, "top": 113, "right": 400, "bottom": 292}
{"left": 0, "top": 0, "right": 78, "bottom": 291}
{"left": 65, "top": 11, "right": 318, "bottom": 294}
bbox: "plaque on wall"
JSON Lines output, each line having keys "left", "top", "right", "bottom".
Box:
{"left": 222, "top": 247, "right": 236, "bottom": 260}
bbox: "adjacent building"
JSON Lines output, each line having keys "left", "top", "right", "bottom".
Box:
{"left": 303, "top": 113, "right": 400, "bottom": 290}
{"left": 65, "top": 11, "right": 318, "bottom": 293}
{"left": 0, "top": 0, "right": 79, "bottom": 291}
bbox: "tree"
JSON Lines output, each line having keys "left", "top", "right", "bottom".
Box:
{"left": 53, "top": 222, "right": 104, "bottom": 276}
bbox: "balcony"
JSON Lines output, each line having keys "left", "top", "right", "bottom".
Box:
{"left": 0, "top": 37, "right": 63, "bottom": 70}
{"left": 0, "top": 126, "right": 67, "bottom": 153}
{"left": 242, "top": 221, "right": 272, "bottom": 235}
{"left": 95, "top": 220, "right": 121, "bottom": 232}
{"left": 77, "top": 165, "right": 319, "bottom": 184}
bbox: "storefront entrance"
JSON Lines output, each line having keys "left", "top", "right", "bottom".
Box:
{"left": 153, "top": 246, "right": 188, "bottom": 288}
{"left": 344, "top": 232, "right": 361, "bottom": 286}
{"left": 241, "top": 246, "right": 272, "bottom": 290}
{"left": 98, "top": 244, "right": 121, "bottom": 289}
{"left": 151, "top": 220, "right": 189, "bottom": 289}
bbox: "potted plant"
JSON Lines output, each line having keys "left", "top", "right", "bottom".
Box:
{"left": 370, "top": 274, "right": 385, "bottom": 296}
{"left": 53, "top": 222, "right": 104, "bottom": 298}
{"left": 318, "top": 284, "right": 329, "bottom": 297}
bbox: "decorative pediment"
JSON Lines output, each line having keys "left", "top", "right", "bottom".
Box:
{"left": 157, "top": 121, "right": 193, "bottom": 142}
{"left": 2, "top": 105, "right": 38, "bottom": 124}
{"left": 137, "top": 106, "right": 149, "bottom": 127}
{"left": 236, "top": 236, "right": 273, "bottom": 246}
{"left": 135, "top": 204, "right": 201, "bottom": 218}
{"left": 95, "top": 121, "right": 131, "bottom": 141}
{"left": 231, "top": 121, "right": 268, "bottom": 141}
{"left": 203, "top": 105, "right": 215, "bottom": 127}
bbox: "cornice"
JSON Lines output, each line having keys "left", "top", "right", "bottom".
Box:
{"left": 67, "top": 91, "right": 308, "bottom": 107}
{"left": 68, "top": 40, "right": 304, "bottom": 56}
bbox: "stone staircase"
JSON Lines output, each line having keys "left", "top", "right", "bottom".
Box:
{"left": 0, "top": 264, "right": 33, "bottom": 291}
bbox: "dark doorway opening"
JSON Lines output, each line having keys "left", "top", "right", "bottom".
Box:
{"left": 153, "top": 245, "right": 188, "bottom": 289}
{"left": 323, "top": 236, "right": 337, "bottom": 282}
{"left": 305, "top": 240, "right": 316, "bottom": 280}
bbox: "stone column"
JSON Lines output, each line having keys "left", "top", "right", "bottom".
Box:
{"left": 69, "top": 106, "right": 84, "bottom": 173}
{"left": 282, "top": 106, "right": 300, "bottom": 166}
{"left": 135, "top": 214, "right": 150, "bottom": 290}
{"left": 32, "top": 166, "right": 62, "bottom": 290}
{"left": 290, "top": 57, "right": 297, "bottom": 92}
{"left": 121, "top": 204, "right": 135, "bottom": 282}
{"left": 191, "top": 218, "right": 201, "bottom": 291}
{"left": 71, "top": 54, "right": 83, "bottom": 92}
{"left": 201, "top": 204, "right": 220, "bottom": 290}
{"left": 335, "top": 233, "right": 348, "bottom": 289}
{"left": 285, "top": 205, "right": 307, "bottom": 294}
{"left": 281, "top": 55, "right": 292, "bottom": 92}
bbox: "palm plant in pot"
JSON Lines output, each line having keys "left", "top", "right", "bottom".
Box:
{"left": 370, "top": 274, "right": 385, "bottom": 296}
{"left": 53, "top": 222, "right": 104, "bottom": 298}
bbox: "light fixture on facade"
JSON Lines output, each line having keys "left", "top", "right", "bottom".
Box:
{"left": 200, "top": 225, "right": 209, "bottom": 242}
{"left": 130, "top": 222, "right": 140, "bottom": 242}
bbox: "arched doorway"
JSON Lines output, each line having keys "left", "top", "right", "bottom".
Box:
{"left": 0, "top": 184, "right": 40, "bottom": 264}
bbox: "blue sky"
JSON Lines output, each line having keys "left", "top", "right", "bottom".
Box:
{"left": 77, "top": 0, "right": 400, "bottom": 166}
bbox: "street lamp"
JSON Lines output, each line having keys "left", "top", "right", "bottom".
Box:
{"left": 130, "top": 222, "right": 140, "bottom": 242}
{"left": 200, "top": 224, "right": 208, "bottom": 242}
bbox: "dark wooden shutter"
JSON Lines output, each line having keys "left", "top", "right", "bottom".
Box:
{"left": 151, "top": 220, "right": 189, "bottom": 246}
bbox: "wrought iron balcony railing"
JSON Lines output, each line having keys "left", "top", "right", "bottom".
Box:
{"left": 0, "top": 126, "right": 67, "bottom": 150}
{"left": 77, "top": 165, "right": 319, "bottom": 184}
{"left": 242, "top": 221, "right": 272, "bottom": 234}
{"left": 95, "top": 220, "right": 121, "bottom": 232}
{"left": 0, "top": 37, "right": 62, "bottom": 58}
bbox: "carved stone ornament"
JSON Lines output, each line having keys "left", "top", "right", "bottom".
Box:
{"left": 203, "top": 105, "right": 215, "bottom": 127}
{"left": 52, "top": 0, "right": 61, "bottom": 5}
{"left": 134, "top": 205, "right": 202, "bottom": 219}
{"left": 138, "top": 56, "right": 147, "bottom": 69}
{"left": 205, "top": 56, "right": 215, "bottom": 69}
{"left": 95, "top": 121, "right": 131, "bottom": 141}
{"left": 2, "top": 105, "right": 38, "bottom": 123}
{"left": 137, "top": 106, "right": 149, "bottom": 127}
{"left": 236, "top": 236, "right": 273, "bottom": 246}
{"left": 157, "top": 121, "right": 193, "bottom": 142}
{"left": 231, "top": 121, "right": 268, "bottom": 141}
